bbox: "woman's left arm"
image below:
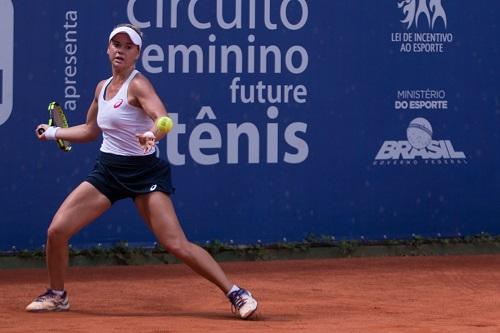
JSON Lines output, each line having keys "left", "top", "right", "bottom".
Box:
{"left": 130, "top": 73, "right": 170, "bottom": 151}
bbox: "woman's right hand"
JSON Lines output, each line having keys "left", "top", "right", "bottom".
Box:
{"left": 35, "top": 124, "right": 49, "bottom": 140}
{"left": 136, "top": 131, "right": 156, "bottom": 153}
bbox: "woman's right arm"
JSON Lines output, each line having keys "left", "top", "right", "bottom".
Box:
{"left": 36, "top": 81, "right": 104, "bottom": 143}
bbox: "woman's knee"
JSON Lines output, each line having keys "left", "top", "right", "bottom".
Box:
{"left": 163, "top": 239, "right": 192, "bottom": 259}
{"left": 47, "top": 222, "right": 71, "bottom": 243}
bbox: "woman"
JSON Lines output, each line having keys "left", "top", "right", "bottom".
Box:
{"left": 27, "top": 24, "right": 257, "bottom": 319}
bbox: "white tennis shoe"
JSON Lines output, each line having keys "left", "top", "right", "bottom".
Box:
{"left": 227, "top": 288, "right": 258, "bottom": 319}
{"left": 26, "top": 289, "right": 70, "bottom": 312}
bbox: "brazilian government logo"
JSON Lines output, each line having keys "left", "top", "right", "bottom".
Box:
{"left": 373, "top": 117, "right": 467, "bottom": 166}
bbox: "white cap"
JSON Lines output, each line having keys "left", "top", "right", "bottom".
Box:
{"left": 108, "top": 26, "right": 142, "bottom": 49}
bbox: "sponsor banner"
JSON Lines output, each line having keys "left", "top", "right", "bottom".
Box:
{"left": 0, "top": 1, "right": 499, "bottom": 250}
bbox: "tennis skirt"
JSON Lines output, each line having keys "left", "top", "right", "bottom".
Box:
{"left": 85, "top": 152, "right": 174, "bottom": 204}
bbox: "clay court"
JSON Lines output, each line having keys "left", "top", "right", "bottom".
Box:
{"left": 1, "top": 254, "right": 499, "bottom": 332}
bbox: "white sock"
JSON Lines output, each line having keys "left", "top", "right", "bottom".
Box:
{"left": 51, "top": 289, "right": 65, "bottom": 296}
{"left": 226, "top": 285, "right": 240, "bottom": 297}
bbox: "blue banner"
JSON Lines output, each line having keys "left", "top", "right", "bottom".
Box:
{"left": 1, "top": 0, "right": 499, "bottom": 250}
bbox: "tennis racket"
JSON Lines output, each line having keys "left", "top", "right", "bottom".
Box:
{"left": 37, "top": 101, "right": 72, "bottom": 152}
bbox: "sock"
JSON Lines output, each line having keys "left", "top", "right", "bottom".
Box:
{"left": 226, "top": 285, "right": 240, "bottom": 297}
{"left": 51, "top": 289, "right": 65, "bottom": 296}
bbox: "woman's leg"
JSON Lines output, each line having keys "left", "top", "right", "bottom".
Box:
{"left": 134, "top": 192, "right": 233, "bottom": 293}
{"left": 46, "top": 181, "right": 111, "bottom": 290}
{"left": 26, "top": 182, "right": 112, "bottom": 312}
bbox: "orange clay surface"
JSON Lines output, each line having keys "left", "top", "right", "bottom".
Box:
{"left": 0, "top": 255, "right": 499, "bottom": 333}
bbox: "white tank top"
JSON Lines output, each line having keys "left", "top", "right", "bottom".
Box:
{"left": 97, "top": 70, "right": 155, "bottom": 156}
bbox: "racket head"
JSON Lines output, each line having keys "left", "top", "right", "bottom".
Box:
{"left": 48, "top": 101, "right": 71, "bottom": 152}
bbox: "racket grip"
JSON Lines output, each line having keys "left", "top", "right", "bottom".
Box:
{"left": 37, "top": 128, "right": 45, "bottom": 135}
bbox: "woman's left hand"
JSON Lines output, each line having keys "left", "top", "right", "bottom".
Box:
{"left": 136, "top": 131, "right": 156, "bottom": 153}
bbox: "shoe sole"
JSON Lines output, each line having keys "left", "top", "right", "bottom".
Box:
{"left": 26, "top": 304, "right": 70, "bottom": 312}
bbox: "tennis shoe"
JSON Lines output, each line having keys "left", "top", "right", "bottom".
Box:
{"left": 228, "top": 288, "right": 258, "bottom": 319}
{"left": 26, "top": 289, "right": 70, "bottom": 312}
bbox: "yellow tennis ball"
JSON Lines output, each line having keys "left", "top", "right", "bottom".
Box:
{"left": 156, "top": 116, "right": 173, "bottom": 133}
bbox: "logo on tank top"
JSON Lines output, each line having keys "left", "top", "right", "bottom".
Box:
{"left": 113, "top": 99, "right": 124, "bottom": 108}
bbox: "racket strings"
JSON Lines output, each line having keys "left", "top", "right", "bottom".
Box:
{"left": 52, "top": 107, "right": 69, "bottom": 128}
{"left": 48, "top": 103, "right": 72, "bottom": 152}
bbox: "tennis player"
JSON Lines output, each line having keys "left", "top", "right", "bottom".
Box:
{"left": 28, "top": 23, "right": 257, "bottom": 319}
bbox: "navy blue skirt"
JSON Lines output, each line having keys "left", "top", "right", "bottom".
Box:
{"left": 85, "top": 152, "right": 174, "bottom": 204}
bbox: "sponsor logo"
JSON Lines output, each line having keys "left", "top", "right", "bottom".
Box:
{"left": 395, "top": 89, "right": 448, "bottom": 110}
{"left": 113, "top": 99, "right": 124, "bottom": 108}
{"left": 391, "top": 0, "right": 453, "bottom": 53}
{"left": 373, "top": 117, "right": 467, "bottom": 166}
{"left": 150, "top": 184, "right": 157, "bottom": 191}
{"left": 0, "top": 0, "right": 14, "bottom": 126}
{"left": 399, "top": 0, "right": 447, "bottom": 30}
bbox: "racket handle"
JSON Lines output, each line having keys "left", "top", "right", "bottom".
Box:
{"left": 37, "top": 128, "right": 45, "bottom": 135}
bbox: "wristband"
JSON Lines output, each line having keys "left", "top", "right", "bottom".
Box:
{"left": 143, "top": 131, "right": 155, "bottom": 139}
{"left": 44, "top": 126, "right": 60, "bottom": 140}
